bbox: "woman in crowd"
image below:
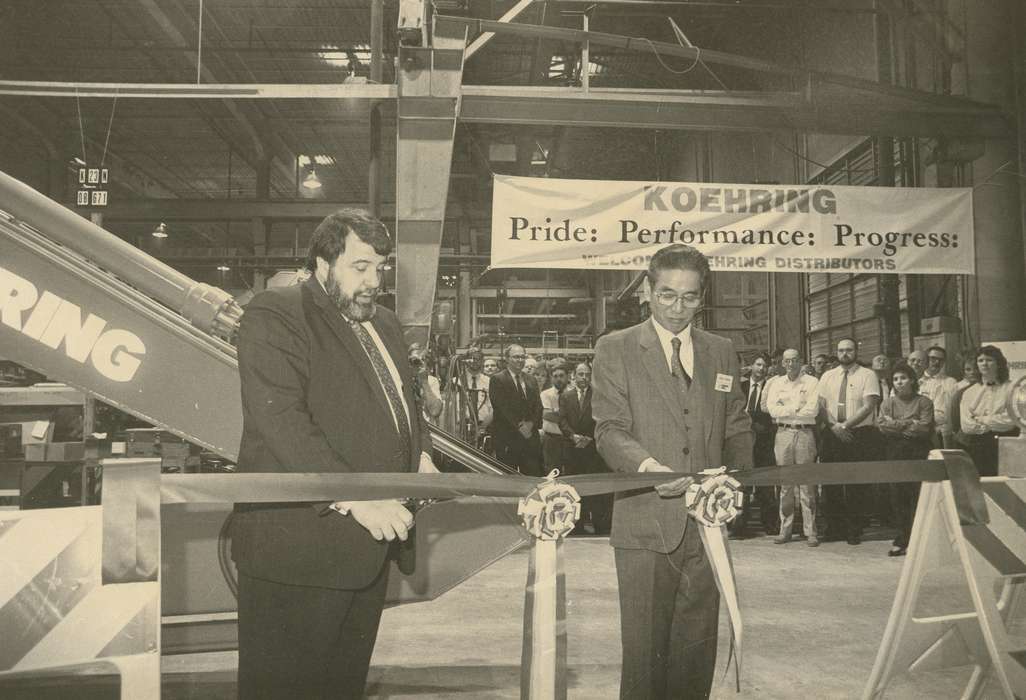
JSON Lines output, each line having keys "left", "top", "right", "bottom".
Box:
{"left": 955, "top": 345, "right": 1019, "bottom": 476}
{"left": 877, "top": 361, "right": 935, "bottom": 557}
{"left": 532, "top": 359, "right": 551, "bottom": 391}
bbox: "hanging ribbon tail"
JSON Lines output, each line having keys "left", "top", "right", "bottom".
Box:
{"left": 520, "top": 538, "right": 568, "bottom": 700}
{"left": 699, "top": 524, "right": 742, "bottom": 691}
{"left": 518, "top": 479, "right": 578, "bottom": 700}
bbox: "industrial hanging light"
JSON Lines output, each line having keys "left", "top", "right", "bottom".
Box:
{"left": 302, "top": 169, "right": 323, "bottom": 190}
{"left": 216, "top": 263, "right": 230, "bottom": 272}
{"left": 152, "top": 222, "right": 169, "bottom": 238}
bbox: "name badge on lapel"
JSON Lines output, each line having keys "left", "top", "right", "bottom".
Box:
{"left": 714, "top": 373, "right": 733, "bottom": 393}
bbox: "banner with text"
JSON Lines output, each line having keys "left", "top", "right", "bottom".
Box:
{"left": 490, "top": 176, "right": 974, "bottom": 275}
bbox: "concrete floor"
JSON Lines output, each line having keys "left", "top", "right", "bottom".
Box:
{"left": 162, "top": 530, "right": 1013, "bottom": 699}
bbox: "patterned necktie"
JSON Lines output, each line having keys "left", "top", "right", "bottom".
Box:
{"left": 671, "top": 337, "right": 692, "bottom": 387}
{"left": 837, "top": 368, "right": 849, "bottom": 423}
{"left": 348, "top": 320, "right": 411, "bottom": 462}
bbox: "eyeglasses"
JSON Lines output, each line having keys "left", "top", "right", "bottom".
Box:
{"left": 653, "top": 290, "right": 703, "bottom": 308}
{"left": 927, "top": 355, "right": 945, "bottom": 362}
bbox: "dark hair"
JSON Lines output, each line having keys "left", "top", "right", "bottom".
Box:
{"left": 753, "top": 352, "right": 771, "bottom": 364}
{"left": 647, "top": 244, "right": 710, "bottom": 291}
{"left": 890, "top": 361, "right": 919, "bottom": 394}
{"left": 304, "top": 208, "right": 393, "bottom": 272}
{"left": 975, "top": 345, "right": 1010, "bottom": 383}
{"left": 813, "top": 354, "right": 829, "bottom": 362}
{"left": 926, "top": 345, "right": 946, "bottom": 358}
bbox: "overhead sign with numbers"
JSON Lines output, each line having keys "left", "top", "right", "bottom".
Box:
{"left": 76, "top": 165, "right": 109, "bottom": 207}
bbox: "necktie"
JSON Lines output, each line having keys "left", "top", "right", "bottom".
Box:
{"left": 837, "top": 369, "right": 849, "bottom": 423}
{"left": 516, "top": 373, "right": 526, "bottom": 398}
{"left": 349, "top": 320, "right": 411, "bottom": 461}
{"left": 670, "top": 337, "right": 692, "bottom": 387}
{"left": 746, "top": 382, "right": 759, "bottom": 415}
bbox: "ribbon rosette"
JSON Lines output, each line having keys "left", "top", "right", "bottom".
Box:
{"left": 517, "top": 471, "right": 582, "bottom": 540}
{"left": 684, "top": 467, "right": 744, "bottom": 527}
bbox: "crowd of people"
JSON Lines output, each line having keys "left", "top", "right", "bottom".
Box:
{"left": 410, "top": 333, "right": 1021, "bottom": 557}
{"left": 411, "top": 341, "right": 613, "bottom": 534}
{"left": 728, "top": 340, "right": 1019, "bottom": 557}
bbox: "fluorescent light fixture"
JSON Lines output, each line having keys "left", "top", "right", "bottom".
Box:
{"left": 217, "top": 263, "right": 230, "bottom": 272}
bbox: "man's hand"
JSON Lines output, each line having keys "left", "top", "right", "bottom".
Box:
{"left": 572, "top": 434, "right": 592, "bottom": 449}
{"left": 517, "top": 421, "right": 534, "bottom": 439}
{"left": 831, "top": 423, "right": 854, "bottom": 443}
{"left": 642, "top": 461, "right": 694, "bottom": 498}
{"left": 343, "top": 500, "right": 414, "bottom": 542}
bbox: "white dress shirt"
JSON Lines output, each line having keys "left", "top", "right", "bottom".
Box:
{"left": 765, "top": 373, "right": 820, "bottom": 424}
{"left": 960, "top": 381, "right": 1017, "bottom": 434}
{"left": 464, "top": 370, "right": 493, "bottom": 427}
{"left": 817, "top": 364, "right": 881, "bottom": 428}
{"left": 919, "top": 371, "right": 958, "bottom": 433}
{"left": 650, "top": 318, "right": 694, "bottom": 377}
{"left": 540, "top": 385, "right": 563, "bottom": 435}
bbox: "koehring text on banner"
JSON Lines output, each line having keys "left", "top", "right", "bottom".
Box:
{"left": 490, "top": 176, "right": 975, "bottom": 275}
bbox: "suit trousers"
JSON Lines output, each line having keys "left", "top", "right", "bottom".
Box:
{"left": 542, "top": 432, "right": 567, "bottom": 472}
{"left": 237, "top": 565, "right": 389, "bottom": 699}
{"left": 774, "top": 427, "right": 818, "bottom": 538}
{"left": 495, "top": 431, "right": 543, "bottom": 477}
{"left": 821, "top": 426, "right": 878, "bottom": 539}
{"left": 615, "top": 523, "right": 719, "bottom": 700}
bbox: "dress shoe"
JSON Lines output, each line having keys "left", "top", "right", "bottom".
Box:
{"left": 773, "top": 535, "right": 791, "bottom": 544}
{"left": 806, "top": 537, "right": 820, "bottom": 547}
{"left": 846, "top": 535, "right": 861, "bottom": 545}
{"left": 888, "top": 546, "right": 906, "bottom": 557}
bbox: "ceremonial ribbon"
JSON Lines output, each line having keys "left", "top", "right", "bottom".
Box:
{"left": 101, "top": 450, "right": 984, "bottom": 698}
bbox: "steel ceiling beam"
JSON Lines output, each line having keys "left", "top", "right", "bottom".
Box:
{"left": 464, "top": 0, "right": 535, "bottom": 60}
{"left": 458, "top": 86, "right": 1011, "bottom": 138}
{"left": 0, "top": 80, "right": 397, "bottom": 99}
{"left": 100, "top": 199, "right": 397, "bottom": 221}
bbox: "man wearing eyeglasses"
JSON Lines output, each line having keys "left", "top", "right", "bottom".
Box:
{"left": 593, "top": 244, "right": 753, "bottom": 700}
{"left": 489, "top": 343, "right": 544, "bottom": 475}
{"left": 918, "top": 345, "right": 958, "bottom": 448}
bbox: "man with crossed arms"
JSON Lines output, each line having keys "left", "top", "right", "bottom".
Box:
{"left": 764, "top": 348, "right": 821, "bottom": 546}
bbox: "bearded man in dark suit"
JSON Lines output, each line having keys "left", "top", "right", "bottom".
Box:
{"left": 593, "top": 244, "right": 753, "bottom": 700}
{"left": 232, "top": 209, "right": 437, "bottom": 699}
{"left": 488, "top": 343, "right": 544, "bottom": 475}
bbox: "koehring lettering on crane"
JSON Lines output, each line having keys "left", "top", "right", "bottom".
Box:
{"left": 0, "top": 265, "right": 146, "bottom": 382}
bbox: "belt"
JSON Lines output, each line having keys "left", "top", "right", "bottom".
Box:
{"left": 776, "top": 423, "right": 814, "bottom": 430}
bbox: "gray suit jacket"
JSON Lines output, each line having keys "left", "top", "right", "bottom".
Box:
{"left": 593, "top": 319, "right": 753, "bottom": 553}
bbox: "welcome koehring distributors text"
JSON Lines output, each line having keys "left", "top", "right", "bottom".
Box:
{"left": 504, "top": 184, "right": 962, "bottom": 270}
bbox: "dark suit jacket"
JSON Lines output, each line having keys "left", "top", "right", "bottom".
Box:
{"left": 741, "top": 378, "right": 775, "bottom": 434}
{"left": 489, "top": 369, "right": 543, "bottom": 442}
{"left": 593, "top": 320, "right": 753, "bottom": 553}
{"left": 231, "top": 277, "right": 431, "bottom": 590}
{"left": 558, "top": 387, "right": 595, "bottom": 439}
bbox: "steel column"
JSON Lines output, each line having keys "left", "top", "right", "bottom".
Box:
{"left": 395, "top": 16, "right": 466, "bottom": 346}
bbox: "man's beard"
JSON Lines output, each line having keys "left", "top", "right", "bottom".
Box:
{"left": 326, "top": 269, "right": 378, "bottom": 321}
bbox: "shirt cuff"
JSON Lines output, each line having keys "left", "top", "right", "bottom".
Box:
{"left": 419, "top": 451, "right": 438, "bottom": 473}
{"left": 638, "top": 457, "right": 661, "bottom": 473}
